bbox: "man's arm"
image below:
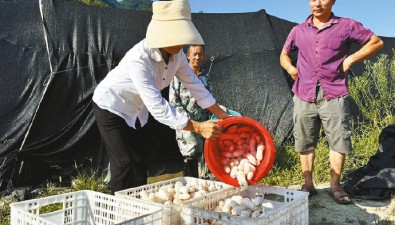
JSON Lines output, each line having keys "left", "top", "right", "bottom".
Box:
{"left": 207, "top": 103, "right": 230, "bottom": 119}
{"left": 280, "top": 50, "right": 298, "bottom": 80}
{"left": 342, "top": 34, "right": 384, "bottom": 73}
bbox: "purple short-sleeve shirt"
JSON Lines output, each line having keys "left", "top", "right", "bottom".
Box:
{"left": 283, "top": 14, "right": 373, "bottom": 102}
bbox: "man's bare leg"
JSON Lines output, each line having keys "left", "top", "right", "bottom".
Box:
{"left": 329, "top": 149, "right": 352, "bottom": 203}
{"left": 300, "top": 149, "right": 315, "bottom": 190}
{"left": 329, "top": 149, "right": 345, "bottom": 189}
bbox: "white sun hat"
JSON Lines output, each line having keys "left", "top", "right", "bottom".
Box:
{"left": 146, "top": 0, "right": 204, "bottom": 48}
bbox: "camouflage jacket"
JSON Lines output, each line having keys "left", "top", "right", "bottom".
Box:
{"left": 169, "top": 69, "right": 212, "bottom": 156}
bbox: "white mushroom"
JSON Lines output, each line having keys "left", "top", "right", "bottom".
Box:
{"left": 240, "top": 210, "right": 252, "bottom": 218}
{"left": 228, "top": 200, "right": 239, "bottom": 208}
{"left": 231, "top": 195, "right": 243, "bottom": 205}
{"left": 253, "top": 196, "right": 264, "bottom": 206}
{"left": 251, "top": 210, "right": 261, "bottom": 219}
{"left": 231, "top": 205, "right": 246, "bottom": 216}
{"left": 247, "top": 171, "right": 254, "bottom": 180}
{"left": 230, "top": 166, "right": 238, "bottom": 178}
{"left": 241, "top": 198, "right": 257, "bottom": 211}
{"left": 236, "top": 171, "right": 248, "bottom": 189}
{"left": 256, "top": 142, "right": 265, "bottom": 162}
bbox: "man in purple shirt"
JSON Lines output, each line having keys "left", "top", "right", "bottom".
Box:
{"left": 280, "top": 0, "right": 383, "bottom": 204}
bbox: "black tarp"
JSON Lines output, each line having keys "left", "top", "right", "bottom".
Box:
{"left": 344, "top": 124, "right": 395, "bottom": 200}
{"left": 0, "top": 0, "right": 394, "bottom": 191}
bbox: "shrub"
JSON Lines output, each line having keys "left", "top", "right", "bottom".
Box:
{"left": 71, "top": 162, "right": 111, "bottom": 194}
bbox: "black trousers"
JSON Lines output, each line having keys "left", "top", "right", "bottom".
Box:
{"left": 93, "top": 103, "right": 155, "bottom": 193}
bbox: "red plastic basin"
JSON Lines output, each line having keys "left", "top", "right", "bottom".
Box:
{"left": 204, "top": 117, "right": 276, "bottom": 187}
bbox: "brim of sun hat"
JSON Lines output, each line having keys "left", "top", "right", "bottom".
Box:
{"left": 146, "top": 19, "right": 204, "bottom": 49}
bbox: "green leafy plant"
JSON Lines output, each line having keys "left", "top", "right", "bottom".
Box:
{"left": 71, "top": 161, "right": 111, "bottom": 194}
{"left": 35, "top": 182, "right": 71, "bottom": 214}
{"left": 74, "top": 0, "right": 107, "bottom": 7}
{"left": 0, "top": 196, "right": 14, "bottom": 225}
{"left": 349, "top": 50, "right": 395, "bottom": 125}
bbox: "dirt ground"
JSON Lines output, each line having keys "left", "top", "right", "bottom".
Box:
{"left": 298, "top": 182, "right": 395, "bottom": 225}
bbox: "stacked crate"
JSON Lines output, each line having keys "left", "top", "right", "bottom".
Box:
{"left": 115, "top": 177, "right": 234, "bottom": 225}
{"left": 10, "top": 190, "right": 162, "bottom": 225}
{"left": 180, "top": 185, "right": 309, "bottom": 225}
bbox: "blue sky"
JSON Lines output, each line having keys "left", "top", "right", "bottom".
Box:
{"left": 189, "top": 0, "right": 395, "bottom": 37}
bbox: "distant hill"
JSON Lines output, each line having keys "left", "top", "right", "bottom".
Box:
{"left": 118, "top": 0, "right": 152, "bottom": 11}
{"left": 101, "top": 0, "right": 119, "bottom": 8}
{"left": 76, "top": 0, "right": 152, "bottom": 11}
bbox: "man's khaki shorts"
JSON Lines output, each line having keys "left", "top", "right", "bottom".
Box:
{"left": 293, "top": 86, "right": 352, "bottom": 153}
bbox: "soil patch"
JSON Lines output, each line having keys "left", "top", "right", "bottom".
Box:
{"left": 298, "top": 182, "right": 395, "bottom": 225}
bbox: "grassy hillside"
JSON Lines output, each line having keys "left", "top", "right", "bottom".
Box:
{"left": 75, "top": 0, "right": 152, "bottom": 11}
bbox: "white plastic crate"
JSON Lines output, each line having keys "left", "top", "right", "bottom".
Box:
{"left": 10, "top": 190, "right": 162, "bottom": 225}
{"left": 115, "top": 177, "right": 233, "bottom": 225}
{"left": 180, "top": 185, "right": 308, "bottom": 225}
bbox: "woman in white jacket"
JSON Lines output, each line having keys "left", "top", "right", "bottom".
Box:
{"left": 92, "top": 0, "right": 230, "bottom": 193}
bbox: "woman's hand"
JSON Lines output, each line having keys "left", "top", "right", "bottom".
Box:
{"left": 183, "top": 120, "right": 223, "bottom": 140}
{"left": 196, "top": 120, "right": 223, "bottom": 140}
